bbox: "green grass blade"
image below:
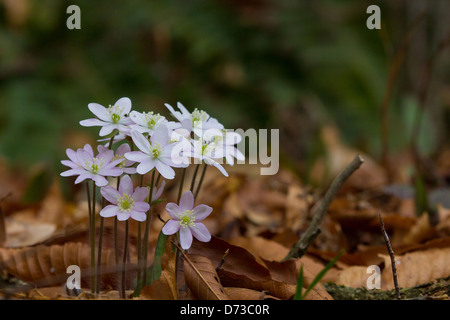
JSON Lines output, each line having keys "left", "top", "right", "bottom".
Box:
{"left": 302, "top": 249, "right": 344, "bottom": 299}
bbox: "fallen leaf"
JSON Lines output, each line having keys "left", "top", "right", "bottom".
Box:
{"left": 183, "top": 254, "right": 230, "bottom": 300}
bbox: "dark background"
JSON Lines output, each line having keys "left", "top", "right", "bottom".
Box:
{"left": 0, "top": 0, "right": 449, "bottom": 190}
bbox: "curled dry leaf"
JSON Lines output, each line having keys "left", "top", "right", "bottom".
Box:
{"left": 0, "top": 242, "right": 114, "bottom": 288}
{"left": 183, "top": 254, "right": 230, "bottom": 300}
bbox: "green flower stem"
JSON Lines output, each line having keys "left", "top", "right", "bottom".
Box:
{"left": 96, "top": 133, "right": 117, "bottom": 294}
{"left": 190, "top": 163, "right": 201, "bottom": 192}
{"left": 95, "top": 215, "right": 104, "bottom": 293}
{"left": 194, "top": 164, "right": 208, "bottom": 199}
{"left": 177, "top": 167, "right": 187, "bottom": 203}
{"left": 142, "top": 169, "right": 156, "bottom": 285}
{"left": 121, "top": 219, "right": 129, "bottom": 299}
{"left": 90, "top": 181, "right": 96, "bottom": 294}
{"left": 136, "top": 174, "right": 144, "bottom": 289}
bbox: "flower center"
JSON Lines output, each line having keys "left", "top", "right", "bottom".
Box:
{"left": 117, "top": 194, "right": 135, "bottom": 212}
{"left": 113, "top": 154, "right": 126, "bottom": 168}
{"left": 144, "top": 112, "right": 162, "bottom": 129}
{"left": 180, "top": 210, "right": 195, "bottom": 228}
{"left": 150, "top": 143, "right": 162, "bottom": 159}
{"left": 191, "top": 108, "right": 209, "bottom": 126}
{"left": 108, "top": 105, "right": 124, "bottom": 124}
{"left": 84, "top": 157, "right": 104, "bottom": 174}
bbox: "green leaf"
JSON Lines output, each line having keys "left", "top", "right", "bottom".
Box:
{"left": 147, "top": 228, "right": 170, "bottom": 286}
{"left": 294, "top": 265, "right": 304, "bottom": 300}
{"left": 295, "top": 250, "right": 344, "bottom": 300}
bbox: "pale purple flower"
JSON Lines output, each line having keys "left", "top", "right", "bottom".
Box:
{"left": 124, "top": 125, "right": 186, "bottom": 179}
{"left": 129, "top": 110, "right": 181, "bottom": 135}
{"left": 98, "top": 144, "right": 136, "bottom": 175}
{"left": 164, "top": 102, "right": 224, "bottom": 137}
{"left": 80, "top": 97, "right": 134, "bottom": 136}
{"left": 60, "top": 144, "right": 123, "bottom": 186}
{"left": 99, "top": 175, "right": 150, "bottom": 221}
{"left": 162, "top": 191, "right": 212, "bottom": 250}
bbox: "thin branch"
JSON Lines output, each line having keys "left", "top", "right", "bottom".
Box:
{"left": 283, "top": 154, "right": 364, "bottom": 261}
{"left": 215, "top": 249, "right": 229, "bottom": 273}
{"left": 378, "top": 212, "right": 401, "bottom": 300}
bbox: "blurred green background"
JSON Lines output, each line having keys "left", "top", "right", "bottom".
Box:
{"left": 0, "top": 0, "right": 449, "bottom": 188}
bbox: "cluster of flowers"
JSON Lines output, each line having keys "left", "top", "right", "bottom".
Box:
{"left": 61, "top": 97, "right": 243, "bottom": 250}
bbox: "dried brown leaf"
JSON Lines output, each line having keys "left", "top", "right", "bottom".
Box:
{"left": 183, "top": 254, "right": 229, "bottom": 300}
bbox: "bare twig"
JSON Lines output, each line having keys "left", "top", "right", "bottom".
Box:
{"left": 378, "top": 212, "right": 401, "bottom": 300}
{"left": 283, "top": 154, "right": 364, "bottom": 261}
{"left": 215, "top": 249, "right": 229, "bottom": 272}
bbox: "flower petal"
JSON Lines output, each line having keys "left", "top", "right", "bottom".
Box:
{"left": 99, "top": 124, "right": 116, "bottom": 137}
{"left": 133, "top": 201, "right": 150, "bottom": 212}
{"left": 162, "top": 219, "right": 181, "bottom": 235}
{"left": 150, "top": 124, "right": 169, "bottom": 146}
{"left": 119, "top": 175, "right": 133, "bottom": 195}
{"left": 132, "top": 187, "right": 149, "bottom": 202}
{"left": 130, "top": 210, "right": 146, "bottom": 222}
{"left": 131, "top": 130, "right": 151, "bottom": 154}
{"left": 125, "top": 151, "right": 149, "bottom": 162}
{"left": 165, "top": 203, "right": 181, "bottom": 219}
{"left": 74, "top": 173, "right": 92, "bottom": 184}
{"left": 115, "top": 143, "right": 131, "bottom": 155}
{"left": 101, "top": 186, "right": 120, "bottom": 204}
{"left": 190, "top": 223, "right": 211, "bottom": 243}
{"left": 66, "top": 148, "right": 79, "bottom": 164}
{"left": 179, "top": 191, "right": 194, "bottom": 211}
{"left": 155, "top": 161, "right": 175, "bottom": 180}
{"left": 88, "top": 103, "right": 110, "bottom": 121}
{"left": 60, "top": 168, "right": 83, "bottom": 177}
{"left": 115, "top": 97, "right": 132, "bottom": 115}
{"left": 136, "top": 159, "right": 156, "bottom": 175}
{"left": 117, "top": 211, "right": 130, "bottom": 221}
{"left": 100, "top": 205, "right": 120, "bottom": 218}
{"left": 80, "top": 118, "right": 105, "bottom": 127}
{"left": 93, "top": 175, "right": 109, "bottom": 187}
{"left": 179, "top": 227, "right": 193, "bottom": 250}
{"left": 192, "top": 204, "right": 212, "bottom": 221}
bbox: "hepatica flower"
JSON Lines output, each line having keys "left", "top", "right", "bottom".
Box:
{"left": 80, "top": 97, "right": 134, "bottom": 136}
{"left": 129, "top": 110, "right": 180, "bottom": 135}
{"left": 190, "top": 138, "right": 229, "bottom": 177}
{"left": 162, "top": 191, "right": 212, "bottom": 250}
{"left": 100, "top": 175, "right": 150, "bottom": 221}
{"left": 125, "top": 125, "right": 186, "bottom": 179}
{"left": 61, "top": 144, "right": 123, "bottom": 186}
{"left": 204, "top": 129, "right": 245, "bottom": 166}
{"left": 164, "top": 102, "right": 224, "bottom": 137}
{"left": 98, "top": 144, "right": 136, "bottom": 175}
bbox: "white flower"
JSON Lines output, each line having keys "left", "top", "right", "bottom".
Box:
{"left": 125, "top": 125, "right": 186, "bottom": 179}
{"left": 190, "top": 137, "right": 228, "bottom": 177}
{"left": 80, "top": 97, "right": 134, "bottom": 136}
{"left": 203, "top": 129, "right": 245, "bottom": 166}
{"left": 129, "top": 110, "right": 181, "bottom": 135}
{"left": 164, "top": 102, "right": 224, "bottom": 137}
